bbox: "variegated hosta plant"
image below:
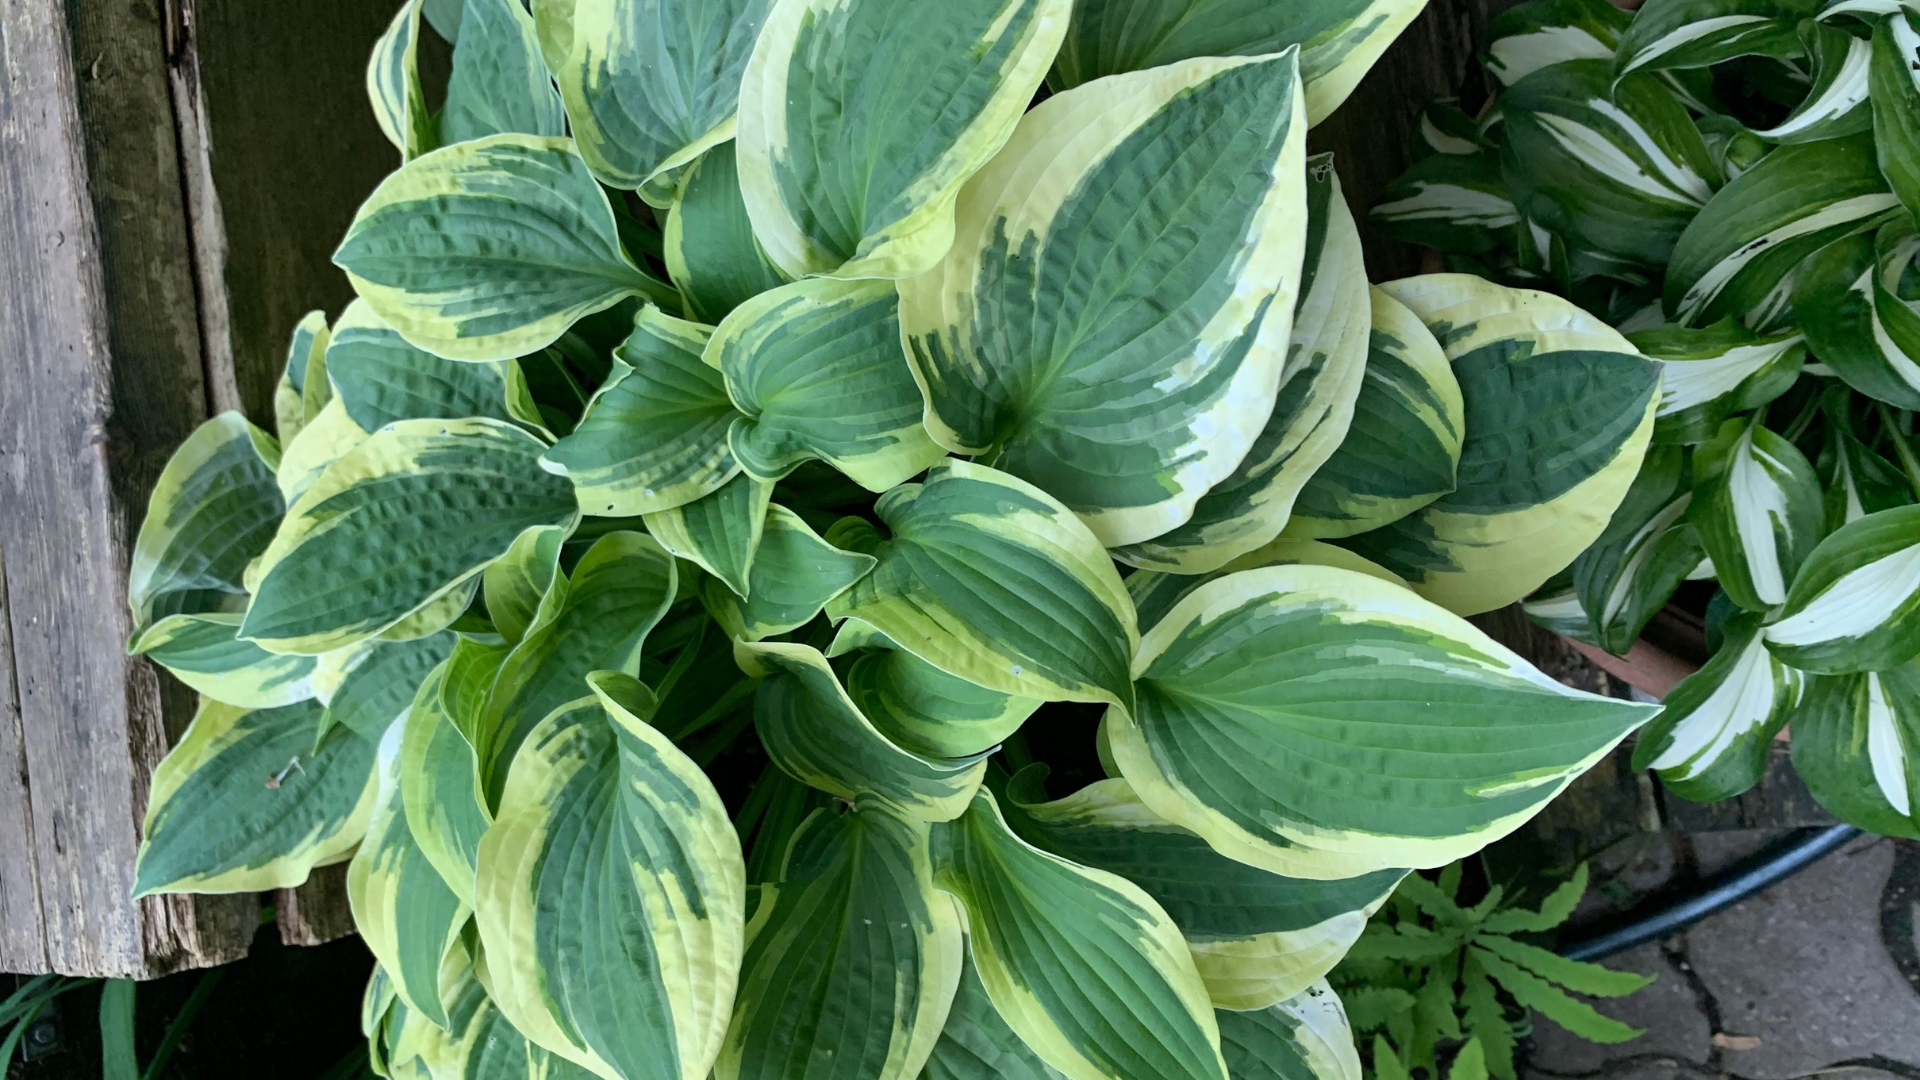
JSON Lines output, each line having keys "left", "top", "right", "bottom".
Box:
{"left": 125, "top": 1, "right": 1664, "bottom": 1079}
{"left": 1373, "top": 0, "right": 1920, "bottom": 841}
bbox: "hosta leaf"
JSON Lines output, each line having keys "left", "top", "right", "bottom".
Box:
{"left": 739, "top": 642, "right": 988, "bottom": 821}
{"left": 1369, "top": 152, "right": 1521, "bottom": 257}
{"left": 476, "top": 531, "right": 677, "bottom": 804}
{"left": 1630, "top": 320, "right": 1805, "bottom": 444}
{"left": 129, "top": 413, "right": 282, "bottom": 629}
{"left": 825, "top": 460, "right": 1138, "bottom": 711}
{"left": 275, "top": 311, "right": 331, "bottom": 446}
{"left": 368, "top": 0, "right": 434, "bottom": 161}
{"left": 325, "top": 632, "right": 457, "bottom": 741}
{"left": 1485, "top": 0, "right": 1630, "bottom": 87}
{"left": 413, "top": 943, "right": 600, "bottom": 1080}
{"left": 1002, "top": 768, "right": 1403, "bottom": 1010}
{"left": 718, "top": 798, "right": 963, "bottom": 1080}
{"left": 1522, "top": 584, "right": 1598, "bottom": 644}
{"left": 932, "top": 788, "right": 1229, "bottom": 1080}
{"left": 665, "top": 142, "right": 789, "bottom": 324}
{"left": 702, "top": 505, "right": 874, "bottom": 641}
{"left": 1752, "top": 18, "right": 1873, "bottom": 143}
{"left": 1109, "top": 566, "right": 1657, "bottom": 878}
{"left": 542, "top": 308, "right": 738, "bottom": 516}
{"left": 644, "top": 472, "right": 772, "bottom": 598}
{"left": 1614, "top": 0, "right": 1819, "bottom": 75}
{"left": 1688, "top": 415, "right": 1824, "bottom": 611}
{"left": 242, "top": 419, "right": 578, "bottom": 655}
{"left": 1127, "top": 539, "right": 1409, "bottom": 633}
{"left": 133, "top": 699, "right": 377, "bottom": 895}
{"left": 130, "top": 613, "right": 317, "bottom": 709}
{"left": 1112, "top": 154, "right": 1367, "bottom": 571}
{"left": 1874, "top": 10, "right": 1920, "bottom": 221}
{"left": 1216, "top": 983, "right": 1365, "bottom": 1080}
{"left": 275, "top": 396, "right": 369, "bottom": 507}
{"left": 334, "top": 134, "right": 676, "bottom": 362}
{"left": 1819, "top": 421, "right": 1913, "bottom": 531}
{"left": 831, "top": 623, "right": 1042, "bottom": 760}
{"left": 1633, "top": 614, "right": 1803, "bottom": 801}
{"left": 475, "top": 674, "right": 745, "bottom": 1080}
{"left": 921, "top": 952, "right": 1068, "bottom": 1080}
{"left": 325, "top": 299, "right": 524, "bottom": 434}
{"left": 1765, "top": 505, "right": 1920, "bottom": 672}
{"left": 1344, "top": 276, "right": 1660, "bottom": 616}
{"left": 400, "top": 664, "right": 492, "bottom": 904}
{"left": 1668, "top": 134, "right": 1897, "bottom": 329}
{"left": 1285, "top": 288, "right": 1463, "bottom": 540}
{"left": 549, "top": 0, "right": 772, "bottom": 200}
{"left": 1791, "top": 662, "right": 1920, "bottom": 838}
{"left": 1572, "top": 447, "right": 1706, "bottom": 654}
{"left": 480, "top": 523, "right": 567, "bottom": 646}
{"left": 1498, "top": 61, "right": 1718, "bottom": 266}
{"left": 441, "top": 0, "right": 568, "bottom": 145}
{"left": 1048, "top": 0, "right": 1431, "bottom": 124}
{"left": 714, "top": 278, "right": 945, "bottom": 492}
{"left": 899, "top": 52, "right": 1307, "bottom": 548}
{"left": 737, "top": 0, "right": 1070, "bottom": 279}
{"left": 348, "top": 718, "right": 467, "bottom": 1030}
{"left": 1797, "top": 220, "right": 1920, "bottom": 410}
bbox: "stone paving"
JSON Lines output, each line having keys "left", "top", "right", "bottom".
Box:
{"left": 1525, "top": 834, "right": 1920, "bottom": 1080}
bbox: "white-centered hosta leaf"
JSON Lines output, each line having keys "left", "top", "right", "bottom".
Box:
{"left": 369, "top": 0, "right": 434, "bottom": 160}
{"left": 1817, "top": 418, "right": 1914, "bottom": 531}
{"left": 1047, "top": 0, "right": 1431, "bottom": 124}
{"left": 1485, "top": 0, "right": 1629, "bottom": 86}
{"left": 475, "top": 673, "right": 744, "bottom": 1080}
{"left": 133, "top": 699, "right": 377, "bottom": 895}
{"left": 130, "top": 613, "right": 319, "bottom": 710}
{"left": 1668, "top": 133, "right": 1897, "bottom": 330}
{"left": 736, "top": 0, "right": 1071, "bottom": 279}
{"left": 475, "top": 530, "right": 676, "bottom": 805}
{"left": 713, "top": 277, "right": 946, "bottom": 492}
{"left": 1215, "top": 983, "right": 1365, "bottom": 1080}
{"left": 348, "top": 717, "right": 468, "bottom": 1030}
{"left": 549, "top": 0, "right": 773, "bottom": 201}
{"left": 1765, "top": 504, "right": 1920, "bottom": 672}
{"left": 1521, "top": 583, "right": 1598, "bottom": 644}
{"left": 399, "top": 662, "right": 492, "bottom": 904}
{"left": 737, "top": 642, "right": 987, "bottom": 821}
{"left": 129, "top": 413, "right": 283, "bottom": 630}
{"left": 1127, "top": 539, "right": 1409, "bottom": 635}
{"left": 333, "top": 134, "right": 677, "bottom": 362}
{"left": 920, "top": 951, "right": 1068, "bottom": 1080}
{"left": 542, "top": 307, "right": 740, "bottom": 516}
{"left": 1285, "top": 287, "right": 1463, "bottom": 540}
{"left": 1629, "top": 319, "right": 1805, "bottom": 444}
{"left": 1002, "top": 768, "right": 1403, "bottom": 1011}
{"left": 1796, "top": 219, "right": 1920, "bottom": 411}
{"left": 825, "top": 460, "right": 1139, "bottom": 711}
{"left": 665, "top": 141, "right": 790, "bottom": 324}
{"left": 1109, "top": 565, "right": 1657, "bottom": 878}
{"left": 901, "top": 52, "right": 1309, "bottom": 549}
{"left": 829, "top": 621, "right": 1041, "bottom": 760}
{"left": 1792, "top": 661, "right": 1920, "bottom": 839}
{"left": 324, "top": 299, "right": 525, "bottom": 434}
{"left": 717, "top": 797, "right": 964, "bottom": 1080}
{"left": 1633, "top": 613, "right": 1803, "bottom": 801}
{"left": 325, "top": 632, "right": 458, "bottom": 742}
{"left": 932, "top": 788, "right": 1229, "bottom": 1080}
{"left": 644, "top": 472, "right": 772, "bottom": 599}
{"left": 1112, "top": 154, "right": 1368, "bottom": 571}
{"left": 1342, "top": 275, "right": 1660, "bottom": 616}
{"left": 1873, "top": 9, "right": 1920, "bottom": 221}
{"left": 1368, "top": 152, "right": 1520, "bottom": 258}
{"left": 275, "top": 310, "right": 331, "bottom": 446}
{"left": 701, "top": 505, "right": 875, "bottom": 641}
{"left": 242, "top": 418, "right": 579, "bottom": 655}
{"left": 1614, "top": 0, "right": 1820, "bottom": 75}
{"left": 1570, "top": 447, "right": 1706, "bottom": 655}
{"left": 441, "top": 0, "right": 568, "bottom": 144}
{"left": 1753, "top": 18, "right": 1873, "bottom": 143}
{"left": 1687, "top": 415, "right": 1824, "bottom": 611}
{"left": 1498, "top": 61, "right": 1719, "bottom": 266}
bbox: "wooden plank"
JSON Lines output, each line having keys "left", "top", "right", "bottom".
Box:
{"left": 0, "top": 555, "right": 49, "bottom": 972}
{"left": 0, "top": 0, "right": 254, "bottom": 977}
{"left": 276, "top": 864, "right": 358, "bottom": 948}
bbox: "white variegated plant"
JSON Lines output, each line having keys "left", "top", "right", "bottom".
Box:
{"left": 123, "top": 3, "right": 1675, "bottom": 1080}
{"left": 1388, "top": 0, "right": 1920, "bottom": 842}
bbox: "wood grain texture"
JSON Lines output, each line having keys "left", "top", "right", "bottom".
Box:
{"left": 0, "top": 556, "right": 48, "bottom": 972}
{"left": 275, "top": 864, "right": 358, "bottom": 948}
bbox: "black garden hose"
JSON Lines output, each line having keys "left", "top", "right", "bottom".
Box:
{"left": 1558, "top": 824, "right": 1864, "bottom": 962}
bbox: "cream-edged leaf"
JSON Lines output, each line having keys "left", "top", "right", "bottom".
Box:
{"left": 130, "top": 613, "right": 318, "bottom": 709}
{"left": 644, "top": 471, "right": 772, "bottom": 598}
{"left": 129, "top": 413, "right": 283, "bottom": 630}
